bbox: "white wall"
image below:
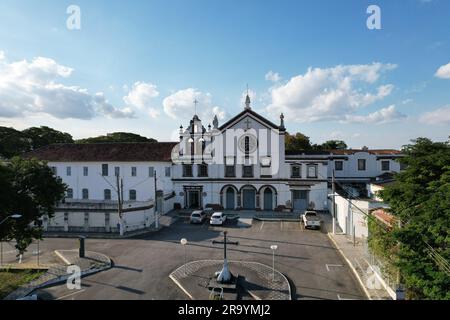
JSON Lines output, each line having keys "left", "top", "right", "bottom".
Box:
{"left": 45, "top": 192, "right": 176, "bottom": 234}
{"left": 49, "top": 161, "right": 173, "bottom": 202}
{"left": 328, "top": 152, "right": 402, "bottom": 179}
{"left": 333, "top": 195, "right": 369, "bottom": 238}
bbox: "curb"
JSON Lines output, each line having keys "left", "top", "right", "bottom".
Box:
{"left": 327, "top": 233, "right": 372, "bottom": 300}
{"left": 4, "top": 250, "right": 112, "bottom": 300}
{"left": 169, "top": 260, "right": 291, "bottom": 301}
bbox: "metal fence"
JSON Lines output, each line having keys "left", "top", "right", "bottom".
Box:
{"left": 361, "top": 236, "right": 399, "bottom": 295}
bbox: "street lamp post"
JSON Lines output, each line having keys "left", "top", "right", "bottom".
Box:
{"left": 0, "top": 214, "right": 22, "bottom": 266}
{"left": 270, "top": 245, "right": 278, "bottom": 281}
{"left": 154, "top": 169, "right": 159, "bottom": 229}
{"left": 0, "top": 214, "right": 22, "bottom": 226}
{"left": 180, "top": 238, "right": 188, "bottom": 276}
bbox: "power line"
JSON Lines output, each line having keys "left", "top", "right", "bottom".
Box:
{"left": 322, "top": 171, "right": 450, "bottom": 275}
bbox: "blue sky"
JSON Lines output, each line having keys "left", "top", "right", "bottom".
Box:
{"left": 0, "top": 0, "right": 449, "bottom": 148}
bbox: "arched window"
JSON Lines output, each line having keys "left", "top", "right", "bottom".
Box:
{"left": 245, "top": 136, "right": 250, "bottom": 153}
{"left": 129, "top": 189, "right": 137, "bottom": 201}
{"left": 104, "top": 189, "right": 111, "bottom": 200}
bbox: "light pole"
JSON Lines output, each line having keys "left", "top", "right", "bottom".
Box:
{"left": 0, "top": 214, "right": 22, "bottom": 266}
{"left": 270, "top": 245, "right": 278, "bottom": 281}
{"left": 180, "top": 238, "right": 188, "bottom": 276}
{"left": 154, "top": 169, "right": 159, "bottom": 229}
{"left": 0, "top": 214, "right": 22, "bottom": 226}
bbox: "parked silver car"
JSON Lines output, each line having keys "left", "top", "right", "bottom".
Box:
{"left": 190, "top": 210, "right": 207, "bottom": 224}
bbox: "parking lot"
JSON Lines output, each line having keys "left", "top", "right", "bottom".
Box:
{"left": 29, "top": 213, "right": 365, "bottom": 300}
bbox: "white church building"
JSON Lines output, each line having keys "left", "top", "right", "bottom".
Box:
{"left": 25, "top": 94, "right": 403, "bottom": 234}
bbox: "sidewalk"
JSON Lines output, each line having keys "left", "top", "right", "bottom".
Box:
{"left": 3, "top": 249, "right": 111, "bottom": 300}
{"left": 319, "top": 212, "right": 392, "bottom": 300}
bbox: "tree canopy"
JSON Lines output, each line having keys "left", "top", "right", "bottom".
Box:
{"left": 379, "top": 138, "right": 450, "bottom": 299}
{"left": 76, "top": 132, "right": 157, "bottom": 144}
{"left": 320, "top": 140, "right": 348, "bottom": 150}
{"left": 22, "top": 126, "right": 74, "bottom": 150}
{"left": 0, "top": 157, "right": 67, "bottom": 255}
{"left": 0, "top": 127, "right": 158, "bottom": 159}
{"left": 0, "top": 127, "right": 32, "bottom": 159}
{"left": 0, "top": 126, "right": 73, "bottom": 159}
{"left": 285, "top": 132, "right": 348, "bottom": 152}
{"left": 285, "top": 132, "right": 313, "bottom": 152}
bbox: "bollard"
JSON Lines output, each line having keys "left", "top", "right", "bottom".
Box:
{"left": 79, "top": 236, "right": 86, "bottom": 258}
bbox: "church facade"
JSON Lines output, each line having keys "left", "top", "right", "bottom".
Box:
{"left": 171, "top": 95, "right": 328, "bottom": 212}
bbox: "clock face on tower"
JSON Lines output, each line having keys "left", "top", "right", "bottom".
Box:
{"left": 238, "top": 134, "right": 258, "bottom": 153}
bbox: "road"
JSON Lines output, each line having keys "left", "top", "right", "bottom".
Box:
{"left": 31, "top": 218, "right": 365, "bottom": 300}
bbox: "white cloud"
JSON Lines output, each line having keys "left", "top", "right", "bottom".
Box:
{"left": 94, "top": 92, "right": 135, "bottom": 119}
{"left": 148, "top": 108, "right": 160, "bottom": 119}
{"left": 419, "top": 106, "right": 450, "bottom": 125}
{"left": 0, "top": 52, "right": 133, "bottom": 119}
{"left": 266, "top": 62, "right": 397, "bottom": 122}
{"left": 123, "top": 81, "right": 159, "bottom": 109}
{"left": 163, "top": 88, "right": 226, "bottom": 122}
{"left": 265, "top": 71, "right": 281, "bottom": 82}
{"left": 343, "top": 105, "right": 406, "bottom": 124}
{"left": 435, "top": 62, "right": 450, "bottom": 79}
{"left": 402, "top": 98, "right": 413, "bottom": 105}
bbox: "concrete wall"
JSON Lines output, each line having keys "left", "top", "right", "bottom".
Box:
{"left": 331, "top": 194, "right": 389, "bottom": 238}
{"left": 44, "top": 192, "right": 175, "bottom": 234}
{"left": 333, "top": 195, "right": 369, "bottom": 238}
{"left": 48, "top": 161, "right": 173, "bottom": 202}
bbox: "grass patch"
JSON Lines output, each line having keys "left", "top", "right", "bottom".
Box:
{"left": 0, "top": 269, "right": 46, "bottom": 299}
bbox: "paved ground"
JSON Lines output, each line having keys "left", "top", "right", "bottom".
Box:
{"left": 21, "top": 215, "right": 365, "bottom": 300}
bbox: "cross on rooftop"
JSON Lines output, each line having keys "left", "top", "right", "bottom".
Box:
{"left": 244, "top": 118, "right": 252, "bottom": 130}
{"left": 194, "top": 99, "right": 199, "bottom": 116}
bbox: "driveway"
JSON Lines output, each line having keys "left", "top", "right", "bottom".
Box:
{"left": 30, "top": 215, "right": 365, "bottom": 300}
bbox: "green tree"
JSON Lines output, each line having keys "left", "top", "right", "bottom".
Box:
{"left": 0, "top": 126, "right": 73, "bottom": 158}
{"left": 285, "top": 132, "right": 312, "bottom": 152}
{"left": 76, "top": 132, "right": 157, "bottom": 144}
{"left": 22, "top": 126, "right": 74, "bottom": 150}
{"left": 0, "top": 127, "right": 32, "bottom": 159}
{"left": 319, "top": 140, "right": 348, "bottom": 150}
{"left": 0, "top": 157, "right": 66, "bottom": 256}
{"left": 380, "top": 138, "right": 450, "bottom": 299}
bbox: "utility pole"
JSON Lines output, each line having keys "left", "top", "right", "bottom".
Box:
{"left": 332, "top": 169, "right": 336, "bottom": 235}
{"left": 154, "top": 168, "right": 159, "bottom": 229}
{"left": 116, "top": 174, "right": 124, "bottom": 236}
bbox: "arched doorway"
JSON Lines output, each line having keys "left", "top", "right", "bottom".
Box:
{"left": 241, "top": 186, "right": 256, "bottom": 210}
{"left": 263, "top": 188, "right": 273, "bottom": 211}
{"left": 226, "top": 187, "right": 235, "bottom": 210}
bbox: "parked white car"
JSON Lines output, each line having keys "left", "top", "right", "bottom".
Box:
{"left": 210, "top": 212, "right": 227, "bottom": 226}
{"left": 302, "top": 211, "right": 322, "bottom": 229}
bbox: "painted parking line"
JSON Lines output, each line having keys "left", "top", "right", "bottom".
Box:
{"left": 337, "top": 294, "right": 355, "bottom": 300}
{"left": 280, "top": 221, "right": 283, "bottom": 231}
{"left": 56, "top": 289, "right": 86, "bottom": 300}
{"left": 326, "top": 264, "right": 344, "bottom": 272}
{"left": 259, "top": 221, "right": 265, "bottom": 231}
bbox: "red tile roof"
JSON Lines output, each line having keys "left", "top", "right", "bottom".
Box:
{"left": 372, "top": 208, "right": 396, "bottom": 227}
{"left": 330, "top": 149, "right": 402, "bottom": 155}
{"left": 23, "top": 142, "right": 177, "bottom": 162}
